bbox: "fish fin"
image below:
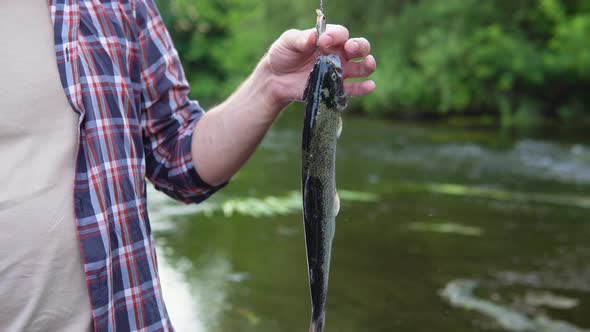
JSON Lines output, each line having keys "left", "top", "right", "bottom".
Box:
{"left": 336, "top": 117, "right": 342, "bottom": 139}
{"left": 336, "top": 95, "right": 348, "bottom": 111}
{"left": 334, "top": 191, "right": 340, "bottom": 216}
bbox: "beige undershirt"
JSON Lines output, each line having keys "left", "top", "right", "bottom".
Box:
{"left": 0, "top": 1, "right": 93, "bottom": 331}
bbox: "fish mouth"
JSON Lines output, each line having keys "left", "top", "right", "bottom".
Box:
{"left": 336, "top": 94, "right": 347, "bottom": 110}
{"left": 324, "top": 54, "right": 342, "bottom": 69}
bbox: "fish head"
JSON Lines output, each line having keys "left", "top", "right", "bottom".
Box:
{"left": 319, "top": 55, "right": 347, "bottom": 111}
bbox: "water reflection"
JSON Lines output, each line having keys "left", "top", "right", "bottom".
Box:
{"left": 362, "top": 136, "right": 590, "bottom": 186}
{"left": 157, "top": 254, "right": 205, "bottom": 332}
{"left": 156, "top": 231, "right": 235, "bottom": 331}
{"left": 147, "top": 112, "right": 589, "bottom": 331}
{"left": 441, "top": 279, "right": 589, "bottom": 332}
{"left": 150, "top": 186, "right": 235, "bottom": 331}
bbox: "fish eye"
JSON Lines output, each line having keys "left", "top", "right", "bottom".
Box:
{"left": 331, "top": 72, "right": 337, "bottom": 81}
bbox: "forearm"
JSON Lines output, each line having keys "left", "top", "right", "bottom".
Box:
{"left": 191, "top": 56, "right": 286, "bottom": 186}
{"left": 190, "top": 26, "right": 375, "bottom": 187}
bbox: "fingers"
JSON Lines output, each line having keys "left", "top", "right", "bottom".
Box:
{"left": 318, "top": 24, "right": 349, "bottom": 52}
{"left": 278, "top": 28, "right": 316, "bottom": 54}
{"left": 316, "top": 26, "right": 376, "bottom": 96}
{"left": 343, "top": 55, "right": 376, "bottom": 79}
{"left": 272, "top": 25, "right": 376, "bottom": 98}
{"left": 344, "top": 38, "right": 371, "bottom": 60}
{"left": 344, "top": 80, "right": 376, "bottom": 97}
{"left": 279, "top": 25, "right": 372, "bottom": 63}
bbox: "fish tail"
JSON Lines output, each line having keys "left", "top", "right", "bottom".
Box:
{"left": 309, "top": 313, "right": 325, "bottom": 332}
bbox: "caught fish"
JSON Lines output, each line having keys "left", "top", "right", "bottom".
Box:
{"left": 301, "top": 49, "right": 347, "bottom": 332}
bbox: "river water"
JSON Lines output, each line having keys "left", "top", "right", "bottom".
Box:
{"left": 148, "top": 109, "right": 590, "bottom": 332}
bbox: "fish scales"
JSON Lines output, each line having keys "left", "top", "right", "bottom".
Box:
{"left": 302, "top": 54, "right": 346, "bottom": 332}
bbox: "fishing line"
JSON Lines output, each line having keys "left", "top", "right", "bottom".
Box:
{"left": 315, "top": 4, "right": 326, "bottom": 49}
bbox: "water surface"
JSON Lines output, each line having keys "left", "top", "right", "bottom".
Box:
{"left": 149, "top": 109, "right": 590, "bottom": 331}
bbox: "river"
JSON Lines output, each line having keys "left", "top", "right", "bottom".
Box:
{"left": 148, "top": 108, "right": 590, "bottom": 332}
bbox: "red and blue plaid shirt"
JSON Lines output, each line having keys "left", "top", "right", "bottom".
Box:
{"left": 49, "top": 1, "right": 223, "bottom": 330}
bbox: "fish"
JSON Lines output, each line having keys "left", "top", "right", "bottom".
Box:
{"left": 301, "top": 53, "right": 347, "bottom": 332}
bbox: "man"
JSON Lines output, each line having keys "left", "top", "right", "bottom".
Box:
{"left": 0, "top": 0, "right": 375, "bottom": 331}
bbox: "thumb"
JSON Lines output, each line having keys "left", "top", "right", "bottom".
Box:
{"left": 278, "top": 28, "right": 316, "bottom": 54}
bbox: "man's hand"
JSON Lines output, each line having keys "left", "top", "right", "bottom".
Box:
{"left": 192, "top": 25, "right": 376, "bottom": 186}
{"left": 265, "top": 24, "right": 376, "bottom": 104}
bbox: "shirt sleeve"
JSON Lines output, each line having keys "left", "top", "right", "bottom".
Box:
{"left": 135, "top": 0, "right": 226, "bottom": 204}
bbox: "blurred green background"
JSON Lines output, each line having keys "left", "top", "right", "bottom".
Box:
{"left": 150, "top": 1, "right": 590, "bottom": 331}
{"left": 156, "top": 0, "right": 590, "bottom": 125}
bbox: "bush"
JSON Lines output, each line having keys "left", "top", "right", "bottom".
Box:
{"left": 156, "top": 0, "right": 590, "bottom": 122}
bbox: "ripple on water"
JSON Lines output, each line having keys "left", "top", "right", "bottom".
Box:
{"left": 364, "top": 139, "right": 590, "bottom": 186}
{"left": 440, "top": 279, "right": 590, "bottom": 332}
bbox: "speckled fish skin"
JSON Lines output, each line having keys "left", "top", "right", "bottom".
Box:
{"left": 302, "top": 54, "right": 346, "bottom": 332}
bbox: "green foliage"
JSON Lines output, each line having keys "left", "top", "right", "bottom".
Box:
{"left": 220, "top": 192, "right": 301, "bottom": 218}
{"left": 150, "top": 188, "right": 379, "bottom": 219}
{"left": 155, "top": 0, "right": 268, "bottom": 105}
{"left": 217, "top": 190, "right": 378, "bottom": 218}
{"left": 397, "top": 182, "right": 590, "bottom": 210}
{"left": 156, "top": 0, "right": 590, "bottom": 121}
{"left": 377, "top": 0, "right": 590, "bottom": 121}
{"left": 405, "top": 222, "right": 482, "bottom": 236}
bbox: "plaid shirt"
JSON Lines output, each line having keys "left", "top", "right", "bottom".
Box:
{"left": 49, "top": 1, "right": 223, "bottom": 330}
